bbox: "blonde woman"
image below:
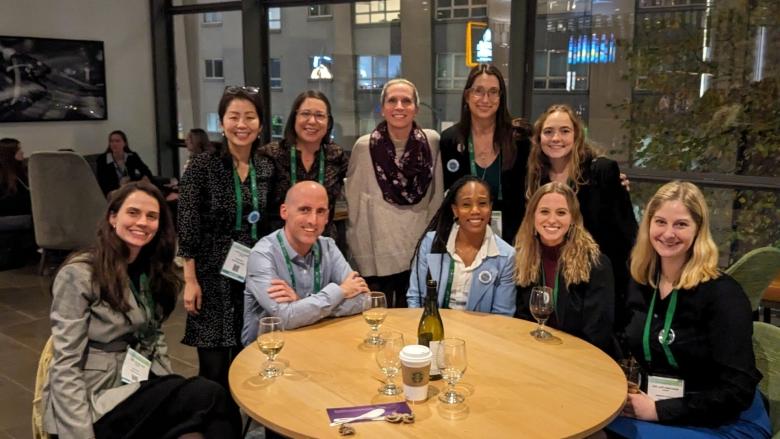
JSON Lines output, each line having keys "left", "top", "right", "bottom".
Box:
{"left": 607, "top": 181, "right": 770, "bottom": 438}
{"left": 514, "top": 182, "right": 616, "bottom": 357}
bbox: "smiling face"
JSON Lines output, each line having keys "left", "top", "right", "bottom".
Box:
{"left": 381, "top": 83, "right": 418, "bottom": 133}
{"left": 649, "top": 200, "right": 697, "bottom": 264}
{"left": 534, "top": 192, "right": 572, "bottom": 246}
{"left": 280, "top": 182, "right": 329, "bottom": 255}
{"left": 540, "top": 111, "right": 575, "bottom": 163}
{"left": 109, "top": 190, "right": 160, "bottom": 260}
{"left": 451, "top": 181, "right": 492, "bottom": 236}
{"left": 221, "top": 98, "right": 261, "bottom": 151}
{"left": 466, "top": 73, "right": 501, "bottom": 121}
{"left": 294, "top": 97, "right": 329, "bottom": 147}
{"left": 109, "top": 133, "right": 126, "bottom": 156}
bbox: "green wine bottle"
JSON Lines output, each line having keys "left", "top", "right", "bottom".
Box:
{"left": 418, "top": 275, "right": 444, "bottom": 380}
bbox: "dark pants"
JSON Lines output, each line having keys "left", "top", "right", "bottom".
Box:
{"left": 365, "top": 270, "right": 410, "bottom": 308}
{"left": 197, "top": 346, "right": 242, "bottom": 416}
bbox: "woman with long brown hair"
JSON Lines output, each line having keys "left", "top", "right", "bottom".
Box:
{"left": 0, "top": 137, "right": 30, "bottom": 217}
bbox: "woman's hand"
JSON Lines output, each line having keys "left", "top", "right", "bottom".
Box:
{"left": 622, "top": 391, "right": 659, "bottom": 421}
{"left": 183, "top": 279, "right": 202, "bottom": 316}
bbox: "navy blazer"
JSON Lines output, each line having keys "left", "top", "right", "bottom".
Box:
{"left": 407, "top": 230, "right": 517, "bottom": 316}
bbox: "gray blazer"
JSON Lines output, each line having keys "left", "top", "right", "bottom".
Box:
{"left": 42, "top": 257, "right": 173, "bottom": 439}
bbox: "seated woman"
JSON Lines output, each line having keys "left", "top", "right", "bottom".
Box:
{"left": 96, "top": 130, "right": 154, "bottom": 196}
{"left": 607, "top": 181, "right": 771, "bottom": 438}
{"left": 514, "top": 181, "right": 616, "bottom": 357}
{"left": 0, "top": 137, "right": 31, "bottom": 217}
{"left": 407, "top": 175, "right": 516, "bottom": 316}
{"left": 41, "top": 181, "right": 240, "bottom": 439}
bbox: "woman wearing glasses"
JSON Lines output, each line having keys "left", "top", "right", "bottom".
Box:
{"left": 346, "top": 78, "right": 444, "bottom": 308}
{"left": 177, "top": 86, "right": 273, "bottom": 394}
{"left": 439, "top": 64, "right": 532, "bottom": 242}
{"left": 259, "top": 90, "right": 347, "bottom": 238}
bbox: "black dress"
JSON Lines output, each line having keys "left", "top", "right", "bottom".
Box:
{"left": 439, "top": 120, "right": 531, "bottom": 243}
{"left": 96, "top": 151, "right": 154, "bottom": 196}
{"left": 177, "top": 150, "right": 273, "bottom": 348}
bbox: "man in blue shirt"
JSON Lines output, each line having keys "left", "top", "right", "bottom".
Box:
{"left": 242, "top": 181, "right": 368, "bottom": 345}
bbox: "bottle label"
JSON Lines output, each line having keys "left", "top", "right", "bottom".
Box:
{"left": 429, "top": 340, "right": 441, "bottom": 375}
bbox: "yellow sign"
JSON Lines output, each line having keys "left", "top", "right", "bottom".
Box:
{"left": 466, "top": 21, "right": 491, "bottom": 67}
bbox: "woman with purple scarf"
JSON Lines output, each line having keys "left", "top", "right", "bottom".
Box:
{"left": 346, "top": 78, "right": 444, "bottom": 308}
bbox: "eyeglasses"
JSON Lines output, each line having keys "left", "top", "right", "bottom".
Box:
{"left": 297, "top": 110, "right": 329, "bottom": 123}
{"left": 224, "top": 85, "right": 260, "bottom": 95}
{"left": 469, "top": 87, "right": 501, "bottom": 100}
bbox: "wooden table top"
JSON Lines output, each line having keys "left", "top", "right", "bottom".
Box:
{"left": 229, "top": 309, "right": 626, "bottom": 438}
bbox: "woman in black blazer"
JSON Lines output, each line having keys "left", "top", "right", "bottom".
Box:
{"left": 96, "top": 130, "right": 154, "bottom": 196}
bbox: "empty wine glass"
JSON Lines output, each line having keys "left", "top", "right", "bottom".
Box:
{"left": 620, "top": 357, "right": 641, "bottom": 394}
{"left": 257, "top": 316, "right": 284, "bottom": 378}
{"left": 362, "top": 291, "right": 388, "bottom": 346}
{"left": 438, "top": 338, "right": 467, "bottom": 404}
{"left": 529, "top": 286, "right": 554, "bottom": 340}
{"left": 375, "top": 330, "right": 404, "bottom": 395}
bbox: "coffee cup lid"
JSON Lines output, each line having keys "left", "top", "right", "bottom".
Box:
{"left": 400, "top": 344, "right": 432, "bottom": 362}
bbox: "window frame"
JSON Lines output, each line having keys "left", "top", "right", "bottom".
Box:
{"left": 435, "top": 0, "right": 488, "bottom": 21}
{"left": 354, "top": 0, "right": 401, "bottom": 25}
{"left": 204, "top": 58, "right": 224, "bottom": 80}
{"left": 435, "top": 52, "right": 469, "bottom": 91}
{"left": 356, "top": 54, "right": 402, "bottom": 91}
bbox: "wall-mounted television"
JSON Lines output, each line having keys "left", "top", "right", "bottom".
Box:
{"left": 0, "top": 35, "right": 107, "bottom": 122}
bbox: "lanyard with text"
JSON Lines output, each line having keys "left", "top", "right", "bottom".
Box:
{"left": 232, "top": 162, "right": 259, "bottom": 240}
{"left": 276, "top": 232, "right": 322, "bottom": 293}
{"left": 468, "top": 136, "right": 502, "bottom": 201}
{"left": 290, "top": 146, "right": 325, "bottom": 185}
{"left": 539, "top": 262, "right": 560, "bottom": 311}
{"left": 441, "top": 256, "right": 455, "bottom": 309}
{"left": 642, "top": 281, "right": 680, "bottom": 369}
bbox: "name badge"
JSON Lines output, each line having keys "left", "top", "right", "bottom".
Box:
{"left": 647, "top": 375, "right": 684, "bottom": 401}
{"left": 121, "top": 347, "right": 151, "bottom": 384}
{"left": 220, "top": 241, "right": 252, "bottom": 283}
{"left": 490, "top": 210, "right": 503, "bottom": 238}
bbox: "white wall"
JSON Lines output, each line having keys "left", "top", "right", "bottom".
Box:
{"left": 0, "top": 0, "right": 158, "bottom": 171}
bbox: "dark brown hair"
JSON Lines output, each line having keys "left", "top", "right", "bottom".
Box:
{"left": 0, "top": 138, "right": 25, "bottom": 196}
{"left": 217, "top": 86, "right": 265, "bottom": 157}
{"left": 282, "top": 90, "right": 334, "bottom": 147}
{"left": 105, "top": 130, "right": 132, "bottom": 154}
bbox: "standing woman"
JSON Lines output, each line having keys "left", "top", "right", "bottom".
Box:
{"left": 407, "top": 175, "right": 516, "bottom": 316}
{"left": 346, "top": 78, "right": 444, "bottom": 308}
{"left": 0, "top": 137, "right": 31, "bottom": 217}
{"left": 183, "top": 128, "right": 215, "bottom": 173}
{"left": 177, "top": 86, "right": 273, "bottom": 393}
{"left": 439, "top": 64, "right": 532, "bottom": 242}
{"left": 260, "top": 90, "right": 347, "bottom": 238}
{"left": 607, "top": 181, "right": 771, "bottom": 438}
{"left": 514, "top": 182, "right": 616, "bottom": 357}
{"left": 96, "top": 130, "right": 154, "bottom": 196}
{"left": 43, "top": 181, "right": 240, "bottom": 438}
{"left": 527, "top": 104, "right": 637, "bottom": 330}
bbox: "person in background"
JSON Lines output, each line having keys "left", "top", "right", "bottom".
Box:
{"left": 0, "top": 137, "right": 31, "bottom": 217}
{"left": 96, "top": 130, "right": 154, "bottom": 196}
{"left": 42, "top": 181, "right": 240, "bottom": 439}
{"left": 177, "top": 86, "right": 273, "bottom": 395}
{"left": 346, "top": 78, "right": 444, "bottom": 308}
{"left": 606, "top": 181, "right": 771, "bottom": 438}
{"left": 527, "top": 104, "right": 637, "bottom": 333}
{"left": 407, "top": 175, "right": 516, "bottom": 316}
{"left": 260, "top": 90, "right": 347, "bottom": 239}
{"left": 514, "top": 182, "right": 616, "bottom": 357}
{"left": 439, "top": 64, "right": 532, "bottom": 242}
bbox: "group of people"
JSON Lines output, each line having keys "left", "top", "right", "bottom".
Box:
{"left": 40, "top": 63, "right": 772, "bottom": 439}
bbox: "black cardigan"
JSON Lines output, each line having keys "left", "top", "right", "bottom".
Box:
{"left": 516, "top": 253, "right": 617, "bottom": 358}
{"left": 96, "top": 151, "right": 154, "bottom": 196}
{"left": 439, "top": 120, "right": 531, "bottom": 243}
{"left": 623, "top": 274, "right": 760, "bottom": 427}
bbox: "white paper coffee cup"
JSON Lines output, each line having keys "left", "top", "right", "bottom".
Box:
{"left": 400, "top": 345, "right": 432, "bottom": 402}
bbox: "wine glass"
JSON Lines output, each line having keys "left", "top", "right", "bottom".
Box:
{"left": 257, "top": 316, "right": 284, "bottom": 378}
{"left": 529, "top": 286, "right": 554, "bottom": 340}
{"left": 438, "top": 338, "right": 467, "bottom": 404}
{"left": 375, "top": 330, "right": 404, "bottom": 395}
{"left": 620, "top": 357, "right": 641, "bottom": 394}
{"left": 362, "top": 291, "right": 388, "bottom": 346}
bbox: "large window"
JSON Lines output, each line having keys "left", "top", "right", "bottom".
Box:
{"left": 354, "top": 1, "right": 401, "bottom": 24}
{"left": 357, "top": 55, "right": 401, "bottom": 90}
{"left": 308, "top": 5, "right": 332, "bottom": 19}
{"left": 204, "top": 59, "right": 223, "bottom": 79}
{"left": 435, "top": 53, "right": 469, "bottom": 90}
{"left": 435, "top": 0, "right": 487, "bottom": 20}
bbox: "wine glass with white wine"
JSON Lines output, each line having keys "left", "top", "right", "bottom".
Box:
{"left": 257, "top": 316, "right": 284, "bottom": 378}
{"left": 438, "top": 338, "right": 467, "bottom": 404}
{"left": 375, "top": 330, "right": 404, "bottom": 395}
{"left": 362, "top": 291, "right": 388, "bottom": 346}
{"left": 529, "top": 286, "right": 554, "bottom": 340}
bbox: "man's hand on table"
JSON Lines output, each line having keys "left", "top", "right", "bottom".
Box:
{"left": 340, "top": 271, "right": 369, "bottom": 298}
{"left": 268, "top": 279, "right": 300, "bottom": 303}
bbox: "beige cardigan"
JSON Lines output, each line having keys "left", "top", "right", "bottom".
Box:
{"left": 346, "top": 129, "right": 443, "bottom": 277}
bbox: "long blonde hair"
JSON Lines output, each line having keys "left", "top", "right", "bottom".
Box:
{"left": 526, "top": 104, "right": 599, "bottom": 199}
{"left": 630, "top": 181, "right": 719, "bottom": 289}
{"left": 515, "top": 182, "right": 601, "bottom": 287}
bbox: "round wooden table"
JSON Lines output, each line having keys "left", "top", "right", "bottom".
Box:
{"left": 229, "top": 309, "right": 626, "bottom": 438}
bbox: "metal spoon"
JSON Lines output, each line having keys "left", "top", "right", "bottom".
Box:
{"left": 329, "top": 408, "right": 386, "bottom": 426}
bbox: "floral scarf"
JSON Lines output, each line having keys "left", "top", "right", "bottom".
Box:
{"left": 368, "top": 121, "right": 433, "bottom": 205}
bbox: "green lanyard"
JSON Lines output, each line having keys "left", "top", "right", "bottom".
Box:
{"left": 128, "top": 273, "right": 155, "bottom": 330}
{"left": 290, "top": 146, "right": 325, "bottom": 185}
{"left": 642, "top": 282, "right": 680, "bottom": 369}
{"left": 441, "top": 256, "right": 456, "bottom": 309}
{"left": 232, "top": 162, "right": 259, "bottom": 240}
{"left": 276, "top": 232, "right": 321, "bottom": 293}
{"left": 468, "top": 136, "right": 502, "bottom": 201}
{"left": 539, "top": 262, "right": 560, "bottom": 311}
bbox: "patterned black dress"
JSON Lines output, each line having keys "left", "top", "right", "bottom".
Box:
{"left": 177, "top": 150, "right": 273, "bottom": 347}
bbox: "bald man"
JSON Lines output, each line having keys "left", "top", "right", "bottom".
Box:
{"left": 242, "top": 181, "right": 368, "bottom": 344}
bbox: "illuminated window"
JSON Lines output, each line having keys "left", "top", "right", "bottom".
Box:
{"left": 206, "top": 112, "right": 220, "bottom": 133}
{"left": 270, "top": 58, "right": 281, "bottom": 89}
{"left": 436, "top": 0, "right": 487, "bottom": 20}
{"left": 204, "top": 59, "right": 223, "bottom": 79}
{"left": 202, "top": 12, "right": 222, "bottom": 24}
{"left": 357, "top": 55, "right": 401, "bottom": 90}
{"left": 309, "top": 56, "right": 334, "bottom": 81}
{"left": 308, "top": 5, "right": 332, "bottom": 18}
{"left": 533, "top": 50, "right": 588, "bottom": 91}
{"left": 354, "top": 1, "right": 400, "bottom": 24}
{"left": 269, "top": 7, "right": 281, "bottom": 31}
{"left": 435, "top": 53, "right": 469, "bottom": 90}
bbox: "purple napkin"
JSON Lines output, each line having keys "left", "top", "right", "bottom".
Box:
{"left": 326, "top": 401, "right": 412, "bottom": 423}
